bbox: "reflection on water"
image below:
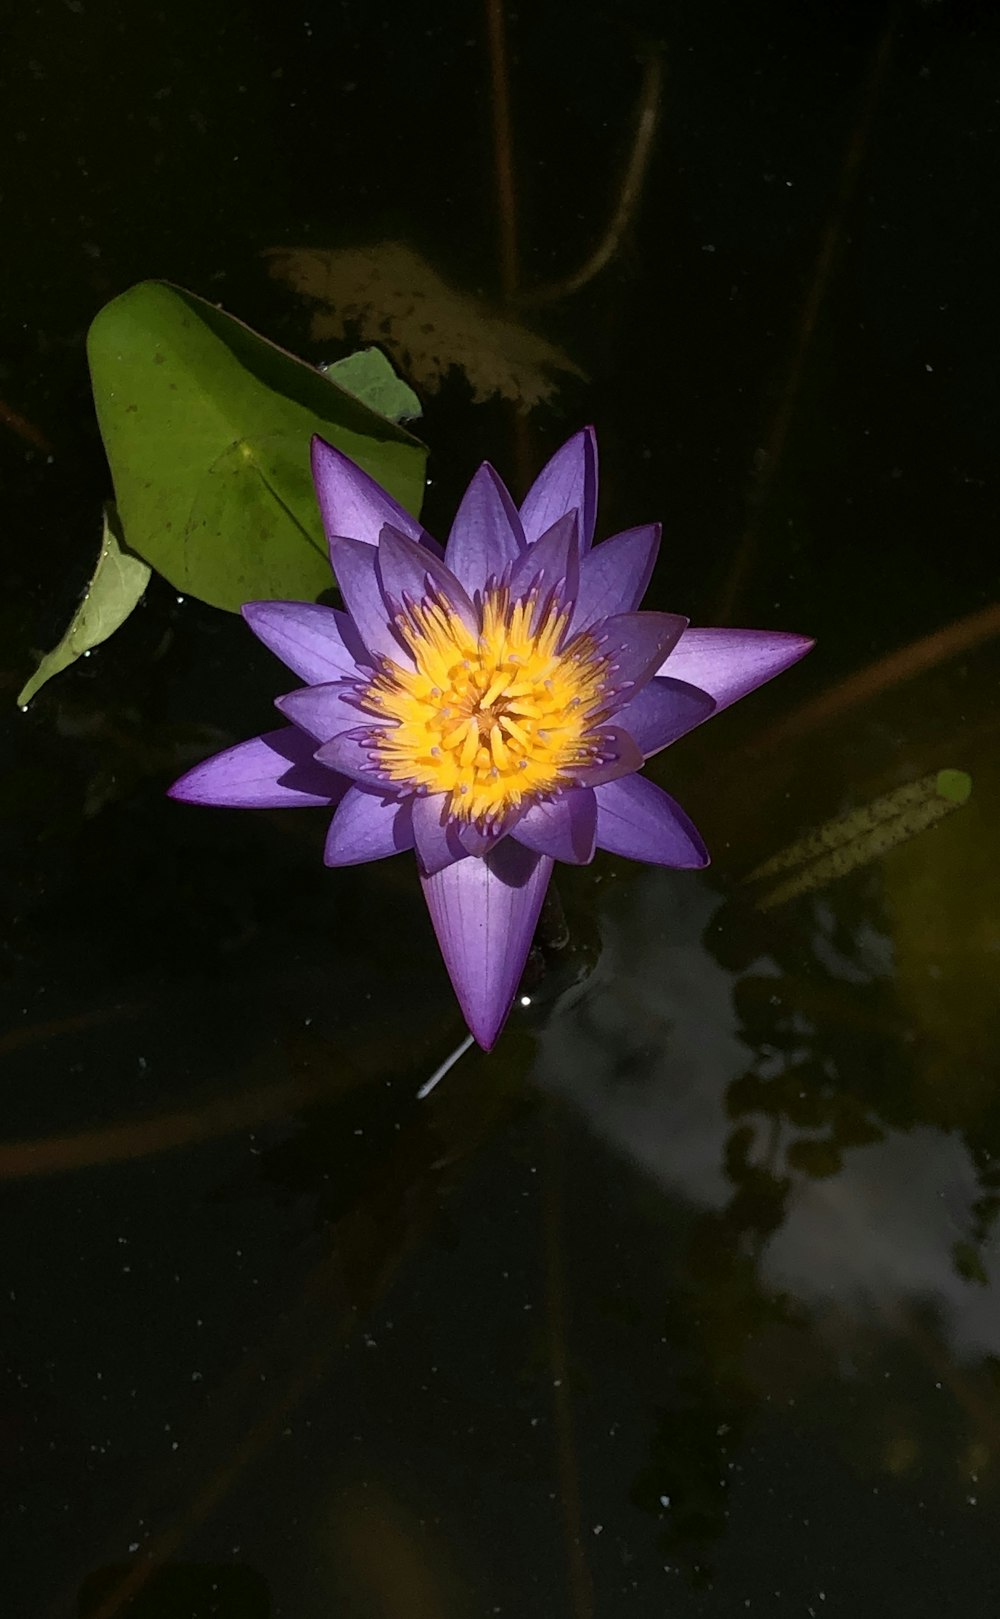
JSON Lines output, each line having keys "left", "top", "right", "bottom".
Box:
{"left": 539, "top": 867, "right": 999, "bottom": 1359}
{"left": 532, "top": 840, "right": 1000, "bottom": 1588}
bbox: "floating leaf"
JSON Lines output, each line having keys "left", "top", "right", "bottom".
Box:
{"left": 17, "top": 504, "right": 150, "bottom": 706}
{"left": 264, "top": 242, "right": 586, "bottom": 411}
{"left": 321, "top": 347, "right": 421, "bottom": 424}
{"left": 749, "top": 771, "right": 973, "bottom": 909}
{"left": 87, "top": 281, "right": 427, "bottom": 613}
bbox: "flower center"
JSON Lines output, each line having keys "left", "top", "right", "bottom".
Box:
{"left": 358, "top": 585, "right": 613, "bottom": 824}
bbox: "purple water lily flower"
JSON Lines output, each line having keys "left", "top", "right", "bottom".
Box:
{"left": 169, "top": 428, "right": 812, "bottom": 1049}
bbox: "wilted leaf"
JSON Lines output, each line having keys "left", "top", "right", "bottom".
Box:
{"left": 87, "top": 281, "right": 426, "bottom": 612}
{"left": 17, "top": 504, "right": 150, "bottom": 706}
{"left": 749, "top": 771, "right": 973, "bottom": 909}
{"left": 264, "top": 242, "right": 585, "bottom": 412}
{"left": 322, "top": 347, "right": 421, "bottom": 424}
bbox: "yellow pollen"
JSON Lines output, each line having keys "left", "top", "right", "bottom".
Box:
{"left": 359, "top": 585, "right": 613, "bottom": 824}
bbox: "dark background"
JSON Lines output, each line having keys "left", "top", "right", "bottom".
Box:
{"left": 2, "top": 1, "right": 1000, "bottom": 1615}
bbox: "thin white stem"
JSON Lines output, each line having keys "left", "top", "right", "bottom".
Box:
{"left": 417, "top": 1032, "right": 476, "bottom": 1100}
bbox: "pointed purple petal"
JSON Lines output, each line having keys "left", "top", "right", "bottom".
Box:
{"left": 454, "top": 820, "right": 510, "bottom": 858}
{"left": 572, "top": 524, "right": 660, "bottom": 630}
{"left": 444, "top": 463, "right": 525, "bottom": 593}
{"left": 595, "top": 612, "right": 688, "bottom": 701}
{"left": 507, "top": 511, "right": 579, "bottom": 604}
{"left": 412, "top": 794, "right": 470, "bottom": 875}
{"left": 327, "top": 533, "right": 403, "bottom": 662}
{"left": 242, "top": 600, "right": 369, "bottom": 683}
{"left": 274, "top": 682, "right": 362, "bottom": 743}
{"left": 658, "top": 628, "right": 815, "bottom": 714}
{"left": 512, "top": 788, "right": 597, "bottom": 864}
{"left": 612, "top": 676, "right": 716, "bottom": 757}
{"left": 571, "top": 726, "right": 645, "bottom": 787}
{"left": 594, "top": 775, "right": 709, "bottom": 868}
{"left": 324, "top": 785, "right": 414, "bottom": 865}
{"left": 520, "top": 427, "right": 598, "bottom": 550}
{"left": 314, "top": 729, "right": 393, "bottom": 791}
{"left": 168, "top": 727, "right": 345, "bottom": 809}
{"left": 421, "top": 841, "right": 554, "bottom": 1049}
{"left": 311, "top": 435, "right": 437, "bottom": 553}
{"left": 376, "top": 524, "right": 477, "bottom": 631}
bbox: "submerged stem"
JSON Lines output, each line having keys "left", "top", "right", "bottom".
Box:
{"left": 519, "top": 46, "right": 663, "bottom": 310}
{"left": 486, "top": 0, "right": 519, "bottom": 303}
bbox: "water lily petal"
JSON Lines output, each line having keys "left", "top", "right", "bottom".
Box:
{"left": 444, "top": 463, "right": 525, "bottom": 592}
{"left": 328, "top": 533, "right": 407, "bottom": 662}
{"left": 594, "top": 774, "right": 709, "bottom": 867}
{"left": 412, "top": 793, "right": 471, "bottom": 875}
{"left": 612, "top": 676, "right": 716, "bottom": 757}
{"left": 376, "top": 524, "right": 477, "bottom": 631}
{"left": 595, "top": 612, "right": 688, "bottom": 701}
{"left": 421, "top": 841, "right": 554, "bottom": 1049}
{"left": 572, "top": 524, "right": 661, "bottom": 630}
{"left": 314, "top": 729, "right": 393, "bottom": 791}
{"left": 659, "top": 627, "right": 814, "bottom": 712}
{"left": 242, "top": 600, "right": 369, "bottom": 683}
{"left": 168, "top": 727, "right": 345, "bottom": 808}
{"left": 507, "top": 511, "right": 579, "bottom": 604}
{"left": 324, "top": 785, "right": 415, "bottom": 865}
{"left": 520, "top": 427, "right": 598, "bottom": 551}
{"left": 274, "top": 681, "right": 362, "bottom": 743}
{"left": 571, "top": 725, "right": 645, "bottom": 787}
{"left": 454, "top": 819, "right": 512, "bottom": 858}
{"left": 311, "top": 435, "right": 436, "bottom": 552}
{"left": 513, "top": 787, "right": 597, "bottom": 864}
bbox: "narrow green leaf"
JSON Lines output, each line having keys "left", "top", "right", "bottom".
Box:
{"left": 87, "top": 281, "right": 427, "bottom": 612}
{"left": 750, "top": 771, "right": 973, "bottom": 910}
{"left": 18, "top": 504, "right": 151, "bottom": 706}
{"left": 747, "top": 774, "right": 947, "bottom": 881}
{"left": 322, "top": 347, "right": 422, "bottom": 424}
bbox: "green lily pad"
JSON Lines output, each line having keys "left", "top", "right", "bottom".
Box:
{"left": 87, "top": 281, "right": 426, "bottom": 613}
{"left": 18, "top": 504, "right": 151, "bottom": 706}
{"left": 322, "top": 347, "right": 421, "bottom": 424}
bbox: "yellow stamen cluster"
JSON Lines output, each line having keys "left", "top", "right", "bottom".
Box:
{"left": 359, "top": 586, "right": 613, "bottom": 825}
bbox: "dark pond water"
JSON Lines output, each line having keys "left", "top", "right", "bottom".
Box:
{"left": 5, "top": 1, "right": 1000, "bottom": 1614}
